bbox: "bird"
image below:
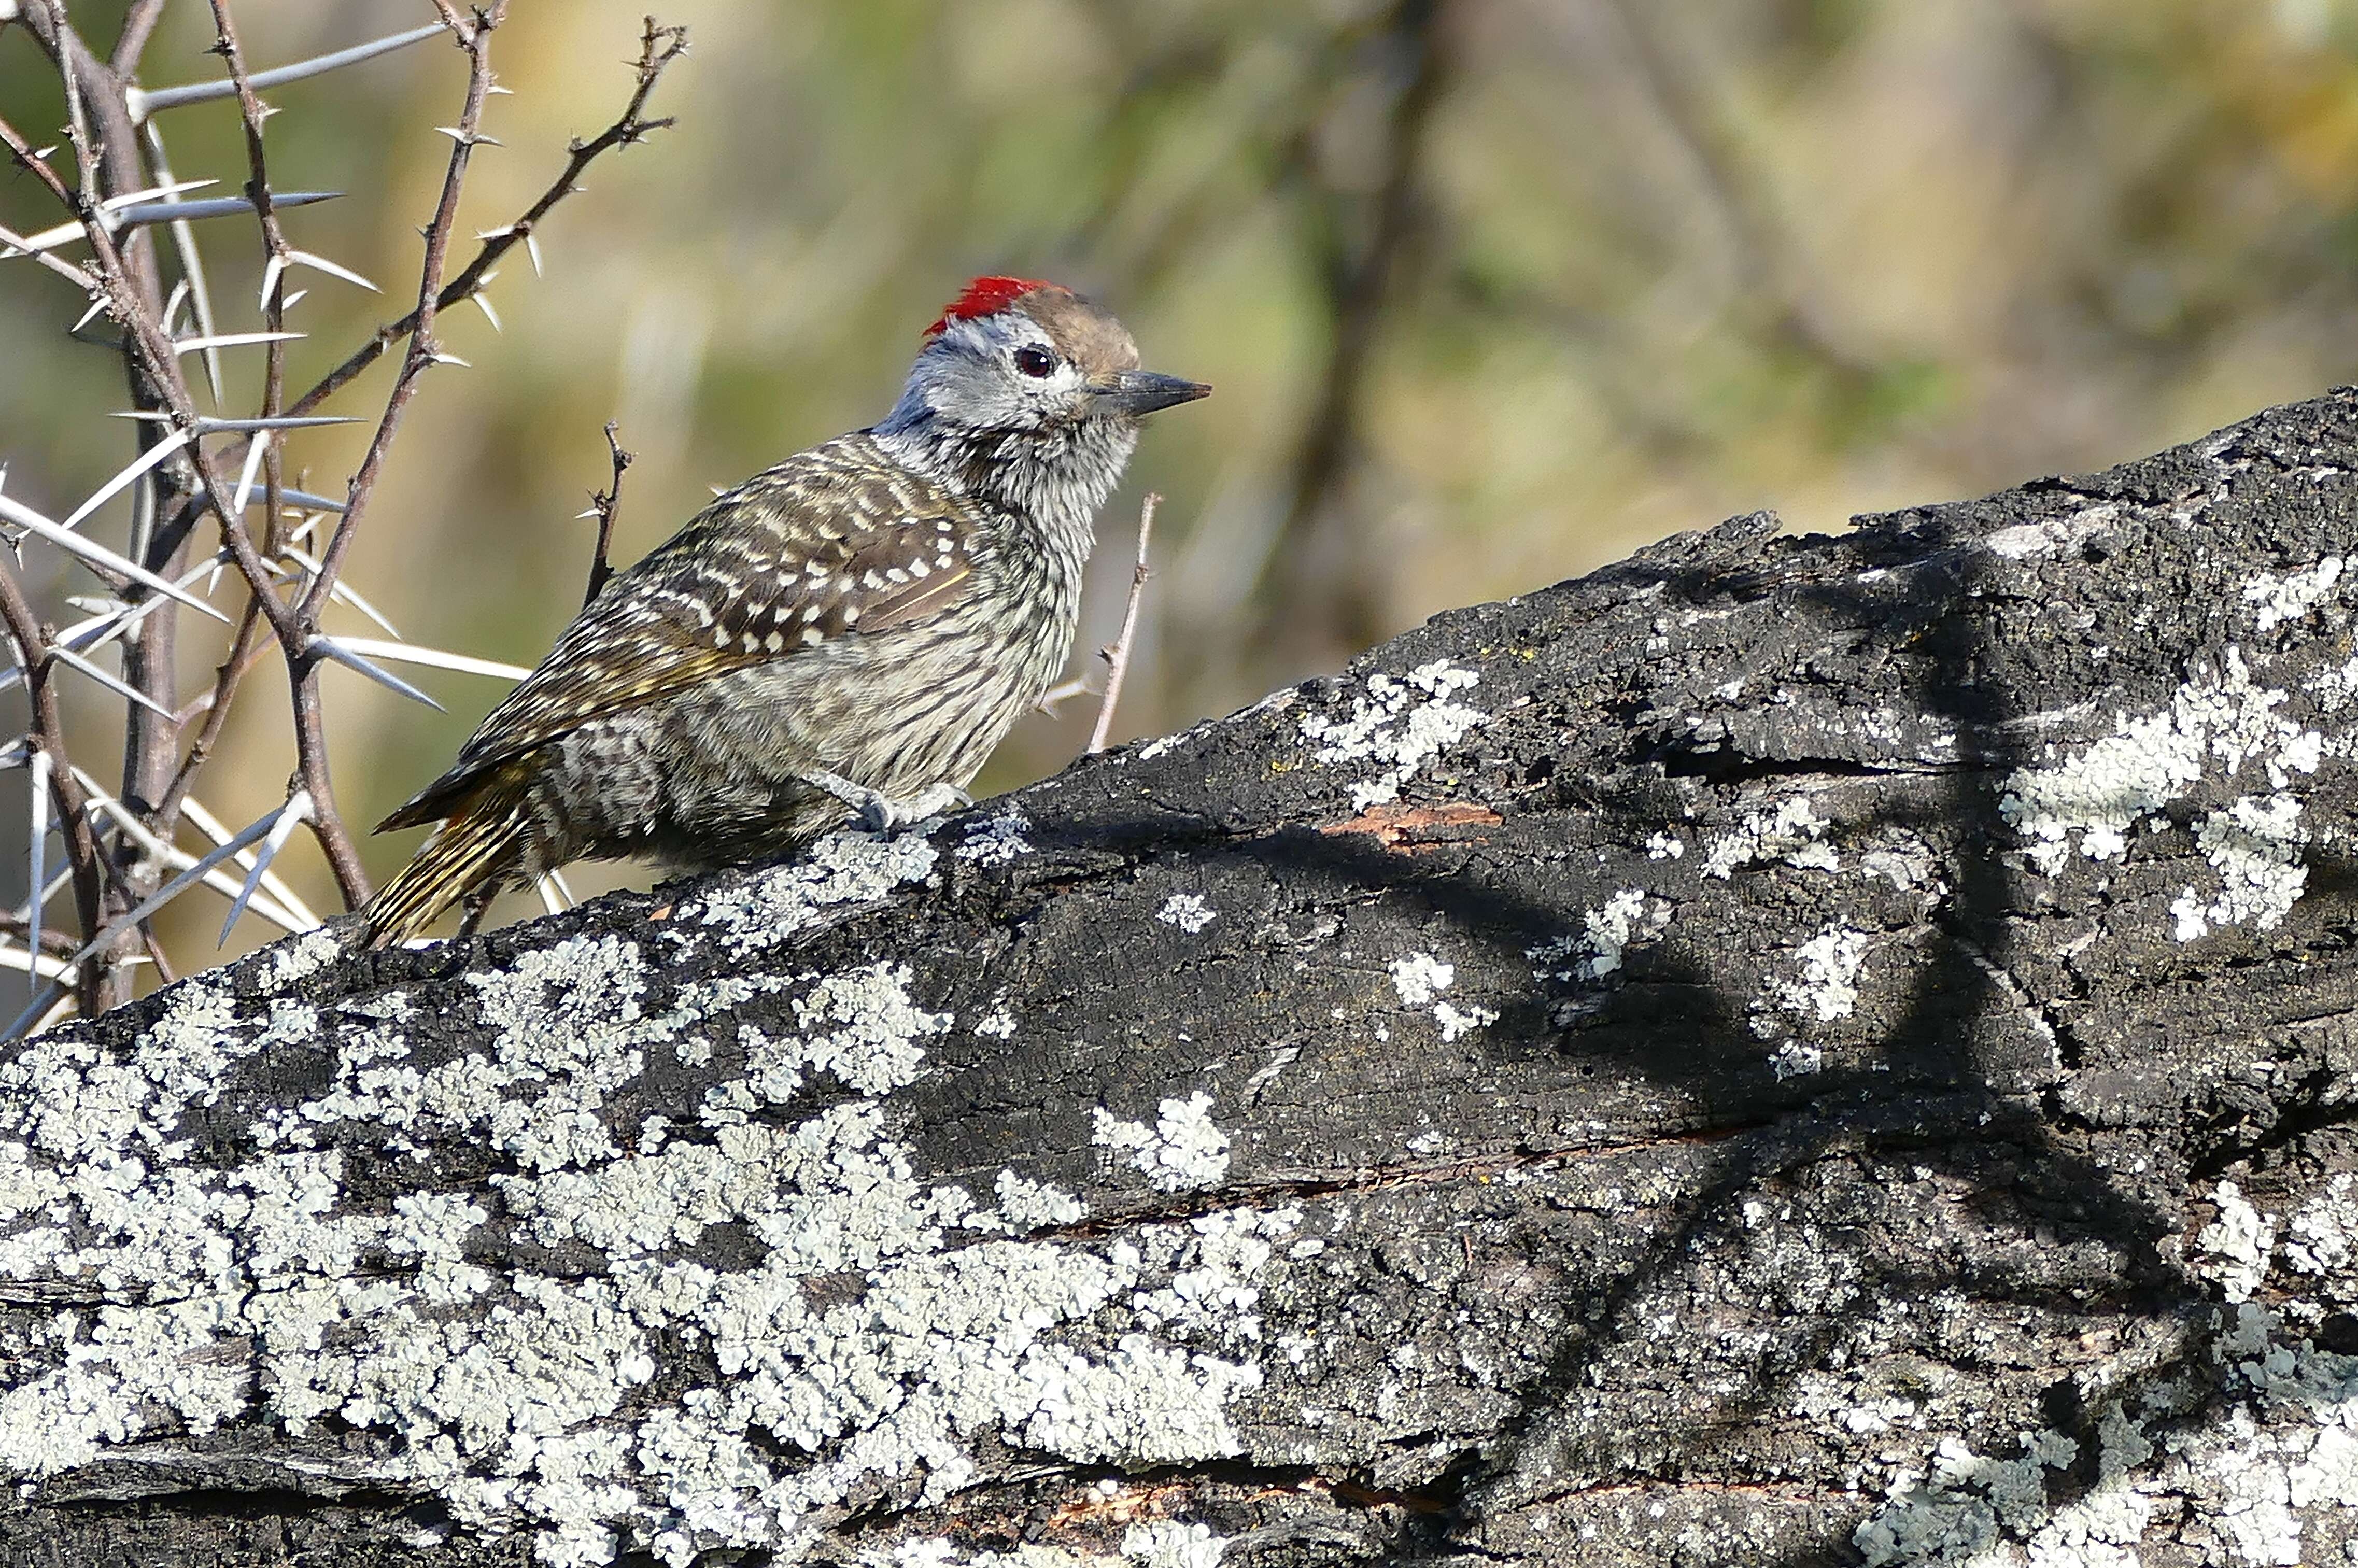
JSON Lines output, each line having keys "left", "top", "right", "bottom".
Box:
{"left": 358, "top": 276, "right": 1208, "bottom": 946}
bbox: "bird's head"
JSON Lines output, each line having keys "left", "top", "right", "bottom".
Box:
{"left": 896, "top": 276, "right": 1210, "bottom": 437}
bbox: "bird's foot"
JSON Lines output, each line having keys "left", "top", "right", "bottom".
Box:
{"left": 801, "top": 770, "right": 972, "bottom": 832}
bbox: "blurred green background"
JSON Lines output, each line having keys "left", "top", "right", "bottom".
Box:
{"left": 6, "top": 0, "right": 2358, "bottom": 958}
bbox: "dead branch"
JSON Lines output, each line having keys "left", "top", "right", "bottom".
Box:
{"left": 0, "top": 563, "right": 108, "bottom": 1015}
{"left": 1088, "top": 490, "right": 1160, "bottom": 754}
{"left": 267, "top": 17, "right": 687, "bottom": 435}
{"left": 584, "top": 420, "right": 634, "bottom": 607}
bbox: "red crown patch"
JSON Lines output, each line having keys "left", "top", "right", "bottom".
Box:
{"left": 923, "top": 275, "right": 1054, "bottom": 339}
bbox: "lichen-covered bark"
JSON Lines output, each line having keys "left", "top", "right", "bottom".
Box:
{"left": 11, "top": 392, "right": 2358, "bottom": 1567}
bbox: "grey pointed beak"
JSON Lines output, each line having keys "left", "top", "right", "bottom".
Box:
{"left": 1089, "top": 369, "right": 1211, "bottom": 418}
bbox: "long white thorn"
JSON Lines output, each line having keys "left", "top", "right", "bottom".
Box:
{"left": 131, "top": 21, "right": 451, "bottom": 120}
{"left": 61, "top": 426, "right": 194, "bottom": 530}
{"left": 307, "top": 635, "right": 446, "bottom": 710}
{"left": 197, "top": 483, "right": 345, "bottom": 516}
{"left": 0, "top": 491, "right": 232, "bottom": 623}
{"left": 219, "top": 790, "right": 311, "bottom": 945}
{"left": 286, "top": 250, "right": 380, "bottom": 293}
{"left": 97, "top": 178, "right": 216, "bottom": 209}
{"left": 110, "top": 192, "right": 341, "bottom": 228}
{"left": 172, "top": 330, "right": 305, "bottom": 355}
{"left": 182, "top": 797, "right": 320, "bottom": 931}
{"left": 191, "top": 415, "right": 361, "bottom": 432}
{"left": 47, "top": 643, "right": 175, "bottom": 718}
{"left": 229, "top": 432, "right": 271, "bottom": 523}
{"left": 316, "top": 634, "right": 529, "bottom": 682}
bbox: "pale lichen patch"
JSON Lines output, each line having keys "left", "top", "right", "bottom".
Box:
{"left": 1120, "top": 1519, "right": 1230, "bottom": 1568}
{"left": 1297, "top": 660, "right": 1484, "bottom": 812}
{"left": 0, "top": 929, "right": 1277, "bottom": 1566}
{"left": 1388, "top": 952, "right": 1454, "bottom": 1006}
{"left": 991, "top": 1169, "right": 1085, "bottom": 1229}
{"left": 955, "top": 810, "right": 1034, "bottom": 865}
{"left": 2000, "top": 651, "right": 2322, "bottom": 883}
{"left": 1093, "top": 1094, "right": 1233, "bottom": 1193}
{"left": 683, "top": 829, "right": 940, "bottom": 955}
{"left": 1702, "top": 798, "right": 1833, "bottom": 880}
{"left": 1539, "top": 888, "right": 1666, "bottom": 982}
{"left": 2193, "top": 1181, "right": 2276, "bottom": 1304}
{"left": 1434, "top": 1000, "right": 1497, "bottom": 1041}
{"left": 1155, "top": 894, "right": 1216, "bottom": 934}
{"left": 1770, "top": 927, "right": 1871, "bottom": 1024}
{"left": 2244, "top": 555, "right": 2344, "bottom": 633}
{"left": 2169, "top": 794, "right": 2309, "bottom": 942}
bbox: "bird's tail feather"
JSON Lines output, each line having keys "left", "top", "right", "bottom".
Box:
{"left": 360, "top": 782, "right": 530, "bottom": 948}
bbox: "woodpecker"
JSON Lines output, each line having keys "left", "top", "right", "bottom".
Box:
{"left": 360, "top": 277, "right": 1208, "bottom": 945}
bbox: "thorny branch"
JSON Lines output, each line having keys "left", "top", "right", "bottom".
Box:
{"left": 0, "top": 11, "right": 690, "bottom": 1030}
{"left": 0, "top": 102, "right": 334, "bottom": 915}
{"left": 137, "top": 14, "right": 691, "bottom": 584}
{"left": 585, "top": 421, "right": 634, "bottom": 608}
{"left": 140, "top": 0, "right": 308, "bottom": 847}
{"left": 0, "top": 562, "right": 108, "bottom": 1017}
{"left": 276, "top": 0, "right": 518, "bottom": 908}
{"left": 231, "top": 17, "right": 690, "bottom": 447}
{"left": 16, "top": 0, "right": 189, "bottom": 1009}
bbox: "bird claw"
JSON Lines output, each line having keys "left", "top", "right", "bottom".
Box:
{"left": 801, "top": 770, "right": 971, "bottom": 832}
{"left": 860, "top": 781, "right": 971, "bottom": 831}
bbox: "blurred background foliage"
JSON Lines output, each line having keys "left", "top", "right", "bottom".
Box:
{"left": 6, "top": 0, "right": 2358, "bottom": 959}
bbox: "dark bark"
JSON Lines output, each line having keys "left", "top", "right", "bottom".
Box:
{"left": 10, "top": 391, "right": 2358, "bottom": 1566}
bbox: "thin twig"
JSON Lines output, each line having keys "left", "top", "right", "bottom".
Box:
{"left": 0, "top": 559, "right": 107, "bottom": 1014}
{"left": 146, "top": 0, "right": 299, "bottom": 848}
{"left": 0, "top": 13, "right": 693, "bottom": 988}
{"left": 1088, "top": 492, "right": 1160, "bottom": 754}
{"left": 140, "top": 17, "right": 691, "bottom": 574}
{"left": 584, "top": 420, "right": 632, "bottom": 606}
{"left": 263, "top": 0, "right": 512, "bottom": 908}
{"left": 0, "top": 100, "right": 380, "bottom": 934}
{"left": 19, "top": 0, "right": 186, "bottom": 1011}
{"left": 0, "top": 220, "right": 104, "bottom": 290}
{"left": 109, "top": 0, "right": 170, "bottom": 77}
{"left": 281, "top": 17, "right": 685, "bottom": 431}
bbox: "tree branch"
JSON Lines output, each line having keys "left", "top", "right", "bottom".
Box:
{"left": 1086, "top": 490, "right": 1159, "bottom": 753}
{"left": 583, "top": 420, "right": 633, "bottom": 607}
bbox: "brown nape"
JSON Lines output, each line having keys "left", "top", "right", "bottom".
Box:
{"left": 1016, "top": 288, "right": 1142, "bottom": 379}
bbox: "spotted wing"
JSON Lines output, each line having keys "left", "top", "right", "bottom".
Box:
{"left": 378, "top": 436, "right": 980, "bottom": 829}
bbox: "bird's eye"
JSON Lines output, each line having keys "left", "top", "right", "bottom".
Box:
{"left": 1014, "top": 346, "right": 1057, "bottom": 378}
